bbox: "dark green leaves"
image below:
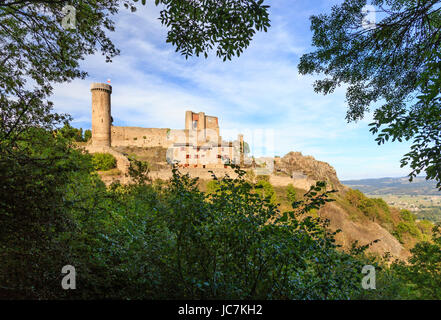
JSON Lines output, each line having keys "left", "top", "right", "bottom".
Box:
{"left": 154, "top": 0, "right": 270, "bottom": 60}
{"left": 299, "top": 0, "right": 441, "bottom": 188}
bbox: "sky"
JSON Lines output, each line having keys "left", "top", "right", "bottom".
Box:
{"left": 51, "top": 0, "right": 413, "bottom": 180}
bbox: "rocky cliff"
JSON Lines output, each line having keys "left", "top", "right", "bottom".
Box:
{"left": 276, "top": 152, "right": 344, "bottom": 191}
{"left": 320, "top": 203, "right": 409, "bottom": 260}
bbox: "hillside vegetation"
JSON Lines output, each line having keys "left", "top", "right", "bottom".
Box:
{"left": 343, "top": 177, "right": 441, "bottom": 225}
{"left": 197, "top": 152, "right": 434, "bottom": 259}
{"left": 123, "top": 145, "right": 436, "bottom": 259}
{"left": 3, "top": 128, "right": 441, "bottom": 300}
{"left": 270, "top": 182, "right": 432, "bottom": 257}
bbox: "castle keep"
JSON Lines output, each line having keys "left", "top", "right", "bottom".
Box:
{"left": 89, "top": 82, "right": 245, "bottom": 169}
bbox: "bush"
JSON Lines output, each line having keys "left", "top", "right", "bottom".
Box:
{"left": 345, "top": 189, "right": 394, "bottom": 225}
{"left": 206, "top": 180, "right": 221, "bottom": 194}
{"left": 57, "top": 123, "right": 84, "bottom": 142}
{"left": 91, "top": 153, "right": 117, "bottom": 171}
{"left": 84, "top": 129, "right": 92, "bottom": 142}
{"left": 255, "top": 180, "right": 277, "bottom": 205}
{"left": 393, "top": 226, "right": 441, "bottom": 299}
{"left": 417, "top": 220, "right": 433, "bottom": 236}
{"left": 345, "top": 189, "right": 365, "bottom": 207}
{"left": 256, "top": 175, "right": 270, "bottom": 183}
{"left": 400, "top": 209, "right": 416, "bottom": 222}
{"left": 395, "top": 221, "right": 422, "bottom": 243}
{"left": 286, "top": 184, "right": 297, "bottom": 203}
{"left": 244, "top": 170, "right": 256, "bottom": 183}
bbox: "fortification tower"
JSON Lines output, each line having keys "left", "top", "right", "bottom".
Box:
{"left": 91, "top": 83, "right": 112, "bottom": 147}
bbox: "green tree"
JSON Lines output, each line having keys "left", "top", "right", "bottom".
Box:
{"left": 299, "top": 0, "right": 441, "bottom": 188}
{"left": 91, "top": 153, "right": 117, "bottom": 171}
{"left": 84, "top": 129, "right": 92, "bottom": 142}
{"left": 255, "top": 179, "right": 277, "bottom": 205}
{"left": 57, "top": 123, "right": 84, "bottom": 142}
{"left": 127, "top": 156, "right": 151, "bottom": 184}
{"left": 400, "top": 209, "right": 416, "bottom": 223}
{"left": 286, "top": 184, "right": 297, "bottom": 203}
{"left": 206, "top": 179, "right": 221, "bottom": 194}
{"left": 156, "top": 167, "right": 366, "bottom": 299}
{"left": 394, "top": 226, "right": 441, "bottom": 299}
{"left": 0, "top": 128, "right": 94, "bottom": 298}
{"left": 243, "top": 141, "right": 251, "bottom": 154}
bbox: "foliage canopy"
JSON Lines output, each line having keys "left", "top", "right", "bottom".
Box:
{"left": 299, "top": 0, "right": 441, "bottom": 188}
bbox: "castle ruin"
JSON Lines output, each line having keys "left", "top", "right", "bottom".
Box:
{"left": 88, "top": 82, "right": 246, "bottom": 171}
{"left": 85, "top": 82, "right": 322, "bottom": 191}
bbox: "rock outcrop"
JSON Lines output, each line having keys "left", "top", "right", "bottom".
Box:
{"left": 320, "top": 203, "right": 409, "bottom": 260}
{"left": 276, "top": 152, "right": 345, "bottom": 191}
{"left": 276, "top": 151, "right": 408, "bottom": 260}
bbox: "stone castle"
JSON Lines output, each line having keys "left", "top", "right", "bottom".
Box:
{"left": 85, "top": 83, "right": 338, "bottom": 192}
{"left": 87, "top": 82, "right": 246, "bottom": 174}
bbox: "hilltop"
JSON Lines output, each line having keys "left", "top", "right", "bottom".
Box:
{"left": 274, "top": 151, "right": 344, "bottom": 191}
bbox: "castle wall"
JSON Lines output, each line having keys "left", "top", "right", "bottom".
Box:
{"left": 88, "top": 83, "right": 245, "bottom": 177}
{"left": 111, "top": 126, "right": 174, "bottom": 148}
{"left": 269, "top": 175, "right": 315, "bottom": 189}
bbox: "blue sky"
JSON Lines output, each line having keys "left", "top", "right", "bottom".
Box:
{"left": 51, "top": 0, "right": 412, "bottom": 180}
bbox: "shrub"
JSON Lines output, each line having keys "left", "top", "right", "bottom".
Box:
{"left": 84, "top": 129, "right": 92, "bottom": 142}
{"left": 400, "top": 210, "right": 416, "bottom": 222}
{"left": 127, "top": 156, "right": 150, "bottom": 184}
{"left": 395, "top": 221, "right": 422, "bottom": 243}
{"left": 393, "top": 226, "right": 441, "bottom": 299}
{"left": 345, "top": 189, "right": 394, "bottom": 224}
{"left": 244, "top": 170, "right": 256, "bottom": 183}
{"left": 286, "top": 184, "right": 297, "bottom": 203}
{"left": 255, "top": 180, "right": 277, "bottom": 204}
{"left": 206, "top": 180, "right": 221, "bottom": 194}
{"left": 100, "top": 168, "right": 121, "bottom": 176}
{"left": 256, "top": 175, "right": 270, "bottom": 183}
{"left": 417, "top": 220, "right": 433, "bottom": 236}
{"left": 91, "top": 153, "right": 117, "bottom": 171}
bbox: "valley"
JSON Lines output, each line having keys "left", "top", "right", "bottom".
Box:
{"left": 343, "top": 177, "right": 441, "bottom": 223}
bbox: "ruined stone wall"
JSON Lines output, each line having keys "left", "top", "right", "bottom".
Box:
{"left": 205, "top": 116, "right": 219, "bottom": 135}
{"left": 111, "top": 126, "right": 174, "bottom": 148}
{"left": 184, "top": 111, "right": 220, "bottom": 143}
{"left": 269, "top": 175, "right": 315, "bottom": 190}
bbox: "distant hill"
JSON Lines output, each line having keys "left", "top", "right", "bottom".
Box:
{"left": 342, "top": 176, "right": 441, "bottom": 195}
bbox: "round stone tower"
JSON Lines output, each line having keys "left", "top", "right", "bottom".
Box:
{"left": 91, "top": 83, "right": 112, "bottom": 147}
